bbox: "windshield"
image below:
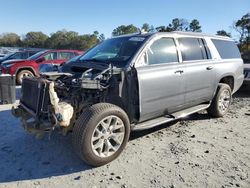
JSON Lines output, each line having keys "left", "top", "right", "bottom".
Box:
{"left": 27, "top": 50, "right": 47, "bottom": 60}
{"left": 80, "top": 36, "right": 146, "bottom": 66}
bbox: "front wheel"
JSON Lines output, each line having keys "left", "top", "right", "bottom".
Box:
{"left": 72, "top": 103, "right": 130, "bottom": 167}
{"left": 207, "top": 83, "right": 232, "bottom": 117}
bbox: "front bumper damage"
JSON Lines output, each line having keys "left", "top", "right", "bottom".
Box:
{"left": 12, "top": 77, "right": 74, "bottom": 138}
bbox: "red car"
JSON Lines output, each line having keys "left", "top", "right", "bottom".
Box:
{"left": 1, "top": 49, "right": 82, "bottom": 84}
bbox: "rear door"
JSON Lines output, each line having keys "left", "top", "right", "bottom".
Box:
{"left": 178, "top": 37, "right": 216, "bottom": 107}
{"left": 135, "top": 37, "right": 185, "bottom": 122}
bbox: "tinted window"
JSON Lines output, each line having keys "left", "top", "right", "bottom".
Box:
{"left": 147, "top": 38, "right": 178, "bottom": 65}
{"left": 29, "top": 51, "right": 39, "bottom": 57}
{"left": 179, "top": 38, "right": 207, "bottom": 61}
{"left": 212, "top": 39, "right": 241, "bottom": 59}
{"left": 11, "top": 52, "right": 26, "bottom": 59}
{"left": 58, "top": 52, "right": 74, "bottom": 60}
{"left": 44, "top": 52, "right": 57, "bottom": 60}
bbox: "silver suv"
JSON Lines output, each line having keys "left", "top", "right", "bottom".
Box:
{"left": 13, "top": 31, "right": 244, "bottom": 166}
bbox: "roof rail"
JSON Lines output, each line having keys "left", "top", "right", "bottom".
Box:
{"left": 171, "top": 31, "right": 230, "bottom": 39}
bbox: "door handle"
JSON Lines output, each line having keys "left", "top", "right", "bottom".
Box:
{"left": 174, "top": 70, "right": 184, "bottom": 74}
{"left": 206, "top": 66, "right": 213, "bottom": 70}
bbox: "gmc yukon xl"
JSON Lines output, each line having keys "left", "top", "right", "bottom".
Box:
{"left": 12, "top": 31, "right": 244, "bottom": 166}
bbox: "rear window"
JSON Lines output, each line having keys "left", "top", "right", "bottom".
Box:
{"left": 212, "top": 39, "right": 241, "bottom": 59}
{"left": 58, "top": 52, "right": 74, "bottom": 60}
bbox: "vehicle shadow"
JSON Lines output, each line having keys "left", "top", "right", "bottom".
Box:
{"left": 0, "top": 109, "right": 91, "bottom": 183}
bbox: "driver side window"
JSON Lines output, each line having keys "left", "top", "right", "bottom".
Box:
{"left": 147, "top": 38, "right": 178, "bottom": 65}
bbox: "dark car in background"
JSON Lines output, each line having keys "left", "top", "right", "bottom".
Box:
{"left": 0, "top": 49, "right": 83, "bottom": 84}
{"left": 0, "top": 50, "right": 42, "bottom": 65}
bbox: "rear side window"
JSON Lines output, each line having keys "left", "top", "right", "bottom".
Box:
{"left": 44, "top": 52, "right": 57, "bottom": 60}
{"left": 147, "top": 38, "right": 178, "bottom": 65}
{"left": 178, "top": 38, "right": 209, "bottom": 61}
{"left": 58, "top": 52, "right": 74, "bottom": 60}
{"left": 211, "top": 39, "right": 241, "bottom": 59}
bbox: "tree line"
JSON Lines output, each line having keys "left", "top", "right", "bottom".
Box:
{"left": 0, "top": 30, "right": 105, "bottom": 51}
{"left": 0, "top": 13, "right": 249, "bottom": 52}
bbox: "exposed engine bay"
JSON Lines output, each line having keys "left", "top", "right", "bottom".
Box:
{"left": 12, "top": 63, "right": 138, "bottom": 137}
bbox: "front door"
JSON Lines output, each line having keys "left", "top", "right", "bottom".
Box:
{"left": 135, "top": 37, "right": 185, "bottom": 122}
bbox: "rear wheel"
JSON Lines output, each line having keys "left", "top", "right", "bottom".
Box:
{"left": 207, "top": 83, "right": 232, "bottom": 117}
{"left": 72, "top": 103, "right": 130, "bottom": 166}
{"left": 16, "top": 70, "right": 34, "bottom": 85}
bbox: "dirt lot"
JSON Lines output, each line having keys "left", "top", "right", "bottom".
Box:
{"left": 0, "top": 86, "right": 249, "bottom": 188}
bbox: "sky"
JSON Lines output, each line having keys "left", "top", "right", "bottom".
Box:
{"left": 0, "top": 0, "right": 249, "bottom": 39}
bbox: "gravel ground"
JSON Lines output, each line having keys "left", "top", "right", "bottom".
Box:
{"left": 0, "top": 86, "right": 249, "bottom": 188}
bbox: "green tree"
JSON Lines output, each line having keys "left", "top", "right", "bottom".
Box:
{"left": 93, "top": 31, "right": 99, "bottom": 36}
{"left": 99, "top": 34, "right": 105, "bottom": 41}
{"left": 23, "top": 32, "right": 48, "bottom": 48}
{"left": 46, "top": 30, "right": 79, "bottom": 49}
{"left": 189, "top": 19, "right": 202, "bottom": 32}
{"left": 112, "top": 24, "right": 138, "bottom": 36}
{"left": 142, "top": 23, "right": 150, "bottom": 32}
{"left": 234, "top": 13, "right": 250, "bottom": 43}
{"left": 168, "top": 18, "right": 189, "bottom": 31}
{"left": 79, "top": 33, "right": 100, "bottom": 50}
{"left": 156, "top": 18, "right": 190, "bottom": 32}
{"left": 216, "top": 30, "right": 231, "bottom": 37}
{"left": 0, "top": 33, "right": 22, "bottom": 47}
{"left": 93, "top": 31, "right": 105, "bottom": 41}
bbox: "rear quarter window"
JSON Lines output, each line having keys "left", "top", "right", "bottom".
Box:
{"left": 211, "top": 39, "right": 241, "bottom": 59}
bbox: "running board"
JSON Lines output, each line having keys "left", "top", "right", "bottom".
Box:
{"left": 132, "top": 104, "right": 210, "bottom": 131}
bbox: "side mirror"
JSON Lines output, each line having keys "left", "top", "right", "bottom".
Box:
{"left": 36, "top": 57, "right": 45, "bottom": 63}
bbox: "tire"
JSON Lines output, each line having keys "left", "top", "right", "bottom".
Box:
{"left": 16, "top": 70, "right": 34, "bottom": 85}
{"left": 207, "top": 83, "right": 232, "bottom": 118}
{"left": 72, "top": 103, "right": 130, "bottom": 167}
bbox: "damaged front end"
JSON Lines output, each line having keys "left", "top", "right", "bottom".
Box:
{"left": 12, "top": 64, "right": 119, "bottom": 138}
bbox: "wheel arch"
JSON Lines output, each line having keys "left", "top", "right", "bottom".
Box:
{"left": 15, "top": 66, "right": 37, "bottom": 77}
{"left": 218, "top": 75, "right": 235, "bottom": 92}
